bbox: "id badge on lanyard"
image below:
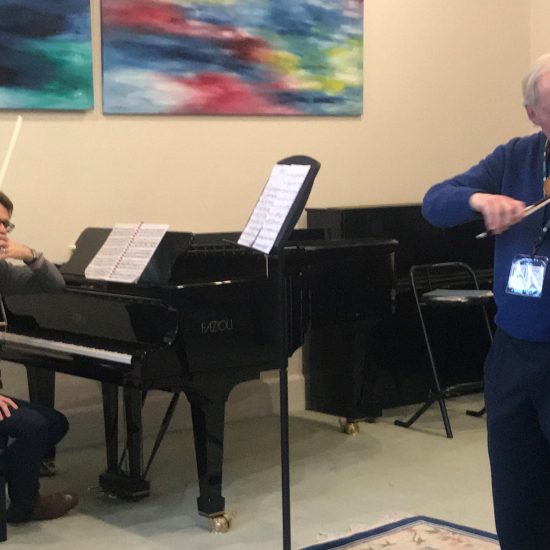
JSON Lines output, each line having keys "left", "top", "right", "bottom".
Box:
{"left": 506, "top": 255, "right": 548, "bottom": 298}
{"left": 506, "top": 138, "right": 550, "bottom": 298}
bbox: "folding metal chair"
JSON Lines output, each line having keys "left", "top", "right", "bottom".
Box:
{"left": 394, "top": 261, "right": 493, "bottom": 438}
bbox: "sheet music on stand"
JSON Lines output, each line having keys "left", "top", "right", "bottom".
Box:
{"left": 238, "top": 162, "right": 313, "bottom": 254}
{"left": 85, "top": 222, "right": 169, "bottom": 283}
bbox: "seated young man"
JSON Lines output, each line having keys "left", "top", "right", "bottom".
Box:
{"left": 0, "top": 191, "right": 78, "bottom": 523}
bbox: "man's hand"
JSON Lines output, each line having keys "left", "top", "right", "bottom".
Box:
{"left": 0, "top": 395, "right": 18, "bottom": 421}
{"left": 0, "top": 235, "right": 34, "bottom": 262}
{"left": 469, "top": 193, "right": 526, "bottom": 235}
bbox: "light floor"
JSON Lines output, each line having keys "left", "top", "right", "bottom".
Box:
{"left": 2, "top": 393, "right": 495, "bottom": 549}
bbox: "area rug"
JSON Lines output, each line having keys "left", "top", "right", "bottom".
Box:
{"left": 300, "top": 515, "right": 499, "bottom": 549}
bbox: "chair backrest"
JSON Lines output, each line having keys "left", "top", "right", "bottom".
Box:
{"left": 409, "top": 261, "right": 481, "bottom": 301}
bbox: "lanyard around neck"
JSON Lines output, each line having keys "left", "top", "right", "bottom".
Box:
{"left": 531, "top": 138, "right": 550, "bottom": 255}
{"left": 544, "top": 138, "right": 550, "bottom": 181}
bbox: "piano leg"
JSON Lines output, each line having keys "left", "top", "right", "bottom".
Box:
{"left": 26, "top": 366, "right": 57, "bottom": 474}
{"left": 99, "top": 383, "right": 150, "bottom": 500}
{"left": 26, "top": 366, "right": 55, "bottom": 409}
{"left": 124, "top": 387, "right": 146, "bottom": 481}
{"left": 101, "top": 382, "right": 118, "bottom": 473}
{"left": 188, "top": 393, "right": 229, "bottom": 530}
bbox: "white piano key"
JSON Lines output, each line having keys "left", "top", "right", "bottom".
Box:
{"left": 0, "top": 332, "right": 132, "bottom": 365}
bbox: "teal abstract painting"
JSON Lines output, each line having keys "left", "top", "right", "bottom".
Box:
{"left": 0, "top": 1, "right": 93, "bottom": 111}
{"left": 102, "top": 0, "right": 363, "bottom": 115}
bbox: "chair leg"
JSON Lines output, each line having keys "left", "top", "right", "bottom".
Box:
{"left": 394, "top": 390, "right": 454, "bottom": 438}
{"left": 0, "top": 476, "right": 7, "bottom": 542}
{"left": 394, "top": 297, "right": 454, "bottom": 437}
{"left": 466, "top": 406, "right": 486, "bottom": 417}
{"left": 464, "top": 304, "right": 492, "bottom": 419}
{"left": 436, "top": 395, "right": 453, "bottom": 438}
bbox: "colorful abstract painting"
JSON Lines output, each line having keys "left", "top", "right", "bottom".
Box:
{"left": 101, "top": 0, "right": 363, "bottom": 115}
{"left": 0, "top": 0, "right": 93, "bottom": 111}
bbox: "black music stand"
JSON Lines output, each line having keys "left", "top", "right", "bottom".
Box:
{"left": 238, "top": 155, "right": 321, "bottom": 550}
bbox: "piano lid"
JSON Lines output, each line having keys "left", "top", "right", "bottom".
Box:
{"left": 61, "top": 228, "right": 194, "bottom": 286}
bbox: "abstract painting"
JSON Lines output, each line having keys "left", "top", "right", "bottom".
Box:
{"left": 101, "top": 0, "right": 363, "bottom": 115}
{"left": 0, "top": 0, "right": 93, "bottom": 111}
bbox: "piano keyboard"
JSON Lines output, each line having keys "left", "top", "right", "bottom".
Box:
{"left": 0, "top": 332, "right": 133, "bottom": 365}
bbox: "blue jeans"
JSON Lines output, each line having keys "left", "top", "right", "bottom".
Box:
{"left": 0, "top": 398, "right": 68, "bottom": 515}
{"left": 485, "top": 329, "right": 550, "bottom": 550}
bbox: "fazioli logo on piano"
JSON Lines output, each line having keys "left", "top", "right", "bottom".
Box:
{"left": 200, "top": 319, "right": 234, "bottom": 334}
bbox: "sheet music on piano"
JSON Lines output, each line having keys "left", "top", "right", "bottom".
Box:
{"left": 85, "top": 222, "right": 169, "bottom": 283}
{"left": 238, "top": 163, "right": 311, "bottom": 254}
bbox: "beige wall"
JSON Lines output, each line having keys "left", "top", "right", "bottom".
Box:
{"left": 0, "top": 1, "right": 544, "bottom": 444}
{"left": 531, "top": 0, "right": 550, "bottom": 60}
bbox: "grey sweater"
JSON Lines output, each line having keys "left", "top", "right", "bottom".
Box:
{"left": 0, "top": 252, "right": 65, "bottom": 296}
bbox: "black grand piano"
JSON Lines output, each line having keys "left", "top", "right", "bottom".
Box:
{"left": 0, "top": 227, "right": 397, "bottom": 529}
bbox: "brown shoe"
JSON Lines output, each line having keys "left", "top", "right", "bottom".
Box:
{"left": 31, "top": 493, "right": 79, "bottom": 521}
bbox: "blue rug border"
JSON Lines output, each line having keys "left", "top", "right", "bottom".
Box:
{"left": 300, "top": 515, "right": 498, "bottom": 550}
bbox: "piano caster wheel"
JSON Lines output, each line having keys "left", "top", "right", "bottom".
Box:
{"left": 208, "top": 513, "right": 231, "bottom": 533}
{"left": 338, "top": 418, "right": 360, "bottom": 435}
